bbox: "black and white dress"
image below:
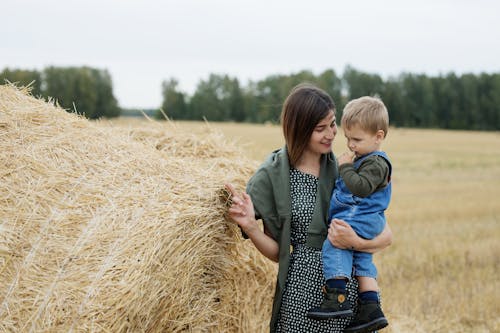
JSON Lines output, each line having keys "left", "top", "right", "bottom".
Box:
{"left": 276, "top": 168, "right": 359, "bottom": 333}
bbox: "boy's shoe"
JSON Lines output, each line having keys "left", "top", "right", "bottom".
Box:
{"left": 307, "top": 286, "right": 353, "bottom": 320}
{"left": 344, "top": 299, "right": 388, "bottom": 333}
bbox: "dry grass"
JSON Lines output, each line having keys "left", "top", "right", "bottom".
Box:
{"left": 2, "top": 85, "right": 498, "bottom": 332}
{"left": 0, "top": 85, "right": 276, "bottom": 332}
{"left": 129, "top": 119, "right": 498, "bottom": 333}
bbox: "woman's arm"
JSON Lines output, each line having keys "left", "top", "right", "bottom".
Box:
{"left": 327, "top": 218, "right": 393, "bottom": 254}
{"left": 225, "top": 184, "right": 280, "bottom": 262}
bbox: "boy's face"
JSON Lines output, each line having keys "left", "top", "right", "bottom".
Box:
{"left": 343, "top": 124, "right": 384, "bottom": 157}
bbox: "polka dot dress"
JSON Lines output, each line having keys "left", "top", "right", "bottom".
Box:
{"left": 276, "top": 168, "right": 360, "bottom": 333}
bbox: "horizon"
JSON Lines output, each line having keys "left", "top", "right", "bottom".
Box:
{"left": 3, "top": 0, "right": 500, "bottom": 108}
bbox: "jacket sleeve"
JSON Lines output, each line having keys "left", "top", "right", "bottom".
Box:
{"left": 246, "top": 168, "right": 279, "bottom": 241}
{"left": 339, "top": 155, "right": 390, "bottom": 197}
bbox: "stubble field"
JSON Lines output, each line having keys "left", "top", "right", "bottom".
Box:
{"left": 109, "top": 118, "right": 500, "bottom": 333}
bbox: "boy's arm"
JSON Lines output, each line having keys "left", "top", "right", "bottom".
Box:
{"left": 340, "top": 155, "right": 389, "bottom": 197}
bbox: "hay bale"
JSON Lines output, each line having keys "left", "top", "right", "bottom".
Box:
{"left": 0, "top": 85, "right": 276, "bottom": 332}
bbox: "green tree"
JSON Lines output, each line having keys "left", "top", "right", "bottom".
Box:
{"left": 73, "top": 67, "right": 98, "bottom": 118}
{"left": 43, "top": 66, "right": 78, "bottom": 110}
{"left": 445, "top": 73, "right": 464, "bottom": 129}
{"left": 317, "top": 69, "right": 343, "bottom": 119}
{"left": 42, "top": 66, "right": 120, "bottom": 119}
{"left": 489, "top": 74, "right": 500, "bottom": 130}
{"left": 190, "top": 74, "right": 224, "bottom": 121}
{"left": 399, "top": 73, "right": 436, "bottom": 127}
{"left": 343, "top": 65, "right": 384, "bottom": 99}
{"left": 158, "top": 66, "right": 499, "bottom": 130}
{"left": 1, "top": 68, "right": 42, "bottom": 96}
{"left": 460, "top": 74, "right": 480, "bottom": 129}
{"left": 381, "top": 77, "right": 404, "bottom": 127}
{"left": 254, "top": 75, "right": 286, "bottom": 123}
{"left": 226, "top": 77, "right": 245, "bottom": 121}
{"left": 92, "top": 68, "right": 120, "bottom": 118}
{"left": 242, "top": 81, "right": 260, "bottom": 122}
{"left": 477, "top": 73, "right": 500, "bottom": 130}
{"left": 431, "top": 74, "right": 460, "bottom": 129}
{"left": 190, "top": 74, "right": 243, "bottom": 121}
{"left": 159, "top": 78, "right": 187, "bottom": 120}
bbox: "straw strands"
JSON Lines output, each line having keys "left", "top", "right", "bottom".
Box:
{"left": 0, "top": 85, "right": 276, "bottom": 332}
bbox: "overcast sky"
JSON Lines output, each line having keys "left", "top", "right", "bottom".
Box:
{"left": 3, "top": 0, "right": 500, "bottom": 108}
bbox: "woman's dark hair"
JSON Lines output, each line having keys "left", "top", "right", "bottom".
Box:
{"left": 281, "top": 83, "right": 336, "bottom": 166}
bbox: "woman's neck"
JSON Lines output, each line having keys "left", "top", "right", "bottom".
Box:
{"left": 295, "top": 151, "right": 321, "bottom": 177}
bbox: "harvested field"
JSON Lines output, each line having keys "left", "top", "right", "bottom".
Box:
{"left": 3, "top": 84, "right": 499, "bottom": 333}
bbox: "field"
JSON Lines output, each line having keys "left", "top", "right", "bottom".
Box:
{"left": 108, "top": 118, "right": 500, "bottom": 332}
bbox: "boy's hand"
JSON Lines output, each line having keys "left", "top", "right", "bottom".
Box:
{"left": 338, "top": 151, "right": 355, "bottom": 166}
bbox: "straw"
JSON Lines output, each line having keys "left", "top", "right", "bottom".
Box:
{"left": 0, "top": 84, "right": 276, "bottom": 332}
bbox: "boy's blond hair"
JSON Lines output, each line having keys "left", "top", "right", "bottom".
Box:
{"left": 341, "top": 96, "right": 389, "bottom": 137}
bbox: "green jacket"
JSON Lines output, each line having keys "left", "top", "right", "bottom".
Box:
{"left": 246, "top": 146, "right": 338, "bottom": 332}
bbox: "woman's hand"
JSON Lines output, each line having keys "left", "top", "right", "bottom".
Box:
{"left": 328, "top": 218, "right": 393, "bottom": 254}
{"left": 225, "top": 183, "right": 259, "bottom": 234}
{"left": 327, "top": 218, "right": 359, "bottom": 249}
{"left": 225, "top": 183, "right": 280, "bottom": 262}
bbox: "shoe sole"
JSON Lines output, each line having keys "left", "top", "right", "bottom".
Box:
{"left": 344, "top": 317, "right": 388, "bottom": 333}
{"left": 307, "top": 309, "right": 353, "bottom": 320}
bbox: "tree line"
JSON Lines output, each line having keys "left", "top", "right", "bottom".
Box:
{"left": 162, "top": 66, "right": 500, "bottom": 131}
{"left": 2, "top": 66, "right": 499, "bottom": 130}
{"left": 1, "top": 66, "right": 119, "bottom": 119}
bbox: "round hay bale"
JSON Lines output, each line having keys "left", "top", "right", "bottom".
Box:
{"left": 0, "top": 85, "right": 276, "bottom": 332}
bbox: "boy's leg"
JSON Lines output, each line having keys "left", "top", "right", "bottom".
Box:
{"left": 322, "top": 236, "right": 353, "bottom": 281}
{"left": 307, "top": 239, "right": 353, "bottom": 320}
{"left": 353, "top": 251, "right": 380, "bottom": 303}
{"left": 344, "top": 252, "right": 388, "bottom": 333}
{"left": 357, "top": 276, "right": 379, "bottom": 293}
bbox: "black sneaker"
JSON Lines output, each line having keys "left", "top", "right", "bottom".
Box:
{"left": 307, "top": 286, "right": 353, "bottom": 320}
{"left": 344, "top": 299, "right": 388, "bottom": 333}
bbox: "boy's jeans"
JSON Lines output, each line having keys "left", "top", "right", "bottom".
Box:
{"left": 322, "top": 239, "right": 378, "bottom": 280}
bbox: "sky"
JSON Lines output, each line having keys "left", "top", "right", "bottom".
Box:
{"left": 2, "top": 0, "right": 500, "bottom": 108}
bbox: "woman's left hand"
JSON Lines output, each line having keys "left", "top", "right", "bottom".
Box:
{"left": 327, "top": 218, "right": 359, "bottom": 249}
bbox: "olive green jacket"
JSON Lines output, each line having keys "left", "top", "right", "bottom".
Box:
{"left": 246, "top": 146, "right": 338, "bottom": 332}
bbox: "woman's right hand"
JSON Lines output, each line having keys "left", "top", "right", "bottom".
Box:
{"left": 225, "top": 183, "right": 259, "bottom": 234}
{"left": 225, "top": 183, "right": 280, "bottom": 262}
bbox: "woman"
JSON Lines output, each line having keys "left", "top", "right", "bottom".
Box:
{"left": 226, "top": 83, "right": 392, "bottom": 333}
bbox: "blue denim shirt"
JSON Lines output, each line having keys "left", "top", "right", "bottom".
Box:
{"left": 328, "top": 151, "right": 392, "bottom": 239}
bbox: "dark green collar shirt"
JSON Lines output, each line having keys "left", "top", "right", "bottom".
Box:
{"left": 246, "top": 146, "right": 338, "bottom": 332}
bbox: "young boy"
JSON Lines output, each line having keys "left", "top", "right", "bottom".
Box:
{"left": 307, "top": 96, "right": 392, "bottom": 333}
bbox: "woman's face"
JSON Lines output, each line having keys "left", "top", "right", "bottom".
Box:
{"left": 305, "top": 110, "right": 337, "bottom": 156}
